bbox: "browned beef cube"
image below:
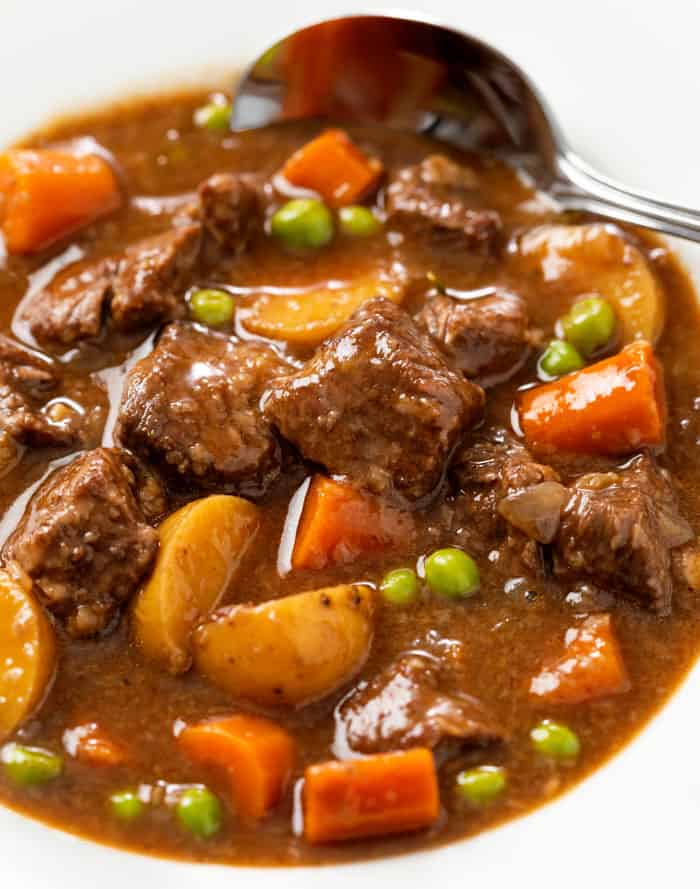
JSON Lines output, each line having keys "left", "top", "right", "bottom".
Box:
{"left": 554, "top": 454, "right": 693, "bottom": 614}
{"left": 22, "top": 172, "right": 264, "bottom": 348}
{"left": 110, "top": 224, "right": 202, "bottom": 332}
{"left": 3, "top": 448, "right": 164, "bottom": 637}
{"left": 20, "top": 256, "right": 116, "bottom": 347}
{"left": 385, "top": 155, "right": 501, "bottom": 251}
{"left": 23, "top": 226, "right": 200, "bottom": 346}
{"left": 0, "top": 334, "right": 77, "bottom": 447}
{"left": 418, "top": 290, "right": 533, "bottom": 383}
{"left": 336, "top": 655, "right": 503, "bottom": 755}
{"left": 263, "top": 298, "right": 484, "bottom": 502}
{"left": 116, "top": 322, "right": 287, "bottom": 496}
{"left": 451, "top": 430, "right": 564, "bottom": 562}
{"left": 180, "top": 173, "right": 265, "bottom": 267}
{"left": 454, "top": 431, "right": 560, "bottom": 495}
{"left": 20, "top": 224, "right": 201, "bottom": 348}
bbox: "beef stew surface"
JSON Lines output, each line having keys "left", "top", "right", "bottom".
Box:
{"left": 1, "top": 86, "right": 700, "bottom": 866}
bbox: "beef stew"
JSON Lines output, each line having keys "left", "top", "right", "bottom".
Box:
{"left": 1, "top": 85, "right": 700, "bottom": 866}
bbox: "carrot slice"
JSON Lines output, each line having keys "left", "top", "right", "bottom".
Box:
{"left": 304, "top": 748, "right": 439, "bottom": 844}
{"left": 0, "top": 148, "right": 121, "bottom": 254}
{"left": 518, "top": 341, "right": 665, "bottom": 455}
{"left": 292, "top": 476, "right": 413, "bottom": 571}
{"left": 281, "top": 130, "right": 383, "bottom": 207}
{"left": 179, "top": 714, "right": 296, "bottom": 820}
{"left": 63, "top": 722, "right": 127, "bottom": 767}
{"left": 529, "top": 614, "right": 630, "bottom": 705}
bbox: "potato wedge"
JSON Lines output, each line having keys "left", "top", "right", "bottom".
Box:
{"left": 242, "top": 276, "right": 404, "bottom": 347}
{"left": 517, "top": 223, "right": 665, "bottom": 344}
{"left": 132, "top": 495, "right": 260, "bottom": 674}
{"left": 0, "top": 563, "right": 56, "bottom": 741}
{"left": 193, "top": 584, "right": 375, "bottom": 707}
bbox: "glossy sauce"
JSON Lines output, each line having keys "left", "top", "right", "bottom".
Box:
{"left": 0, "top": 87, "right": 699, "bottom": 866}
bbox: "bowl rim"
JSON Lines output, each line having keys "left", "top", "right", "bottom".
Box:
{"left": 2, "top": 2, "right": 700, "bottom": 887}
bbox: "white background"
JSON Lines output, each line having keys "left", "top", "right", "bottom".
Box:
{"left": 2, "top": 1, "right": 700, "bottom": 886}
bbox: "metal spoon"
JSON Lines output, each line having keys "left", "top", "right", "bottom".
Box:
{"left": 231, "top": 12, "right": 700, "bottom": 242}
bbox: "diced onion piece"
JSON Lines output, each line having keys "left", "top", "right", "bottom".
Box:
{"left": 498, "top": 481, "right": 568, "bottom": 543}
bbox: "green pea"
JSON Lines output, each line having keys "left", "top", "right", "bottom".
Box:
{"left": 176, "top": 787, "right": 222, "bottom": 838}
{"left": 189, "top": 288, "right": 235, "bottom": 327}
{"left": 539, "top": 340, "right": 584, "bottom": 378}
{"left": 560, "top": 297, "right": 616, "bottom": 357}
{"left": 270, "top": 199, "right": 334, "bottom": 250}
{"left": 380, "top": 568, "right": 419, "bottom": 605}
{"left": 530, "top": 719, "right": 581, "bottom": 761}
{"left": 1, "top": 743, "right": 62, "bottom": 786}
{"left": 424, "top": 548, "right": 480, "bottom": 599}
{"left": 193, "top": 102, "right": 232, "bottom": 132}
{"left": 109, "top": 789, "right": 144, "bottom": 821}
{"left": 456, "top": 766, "right": 507, "bottom": 805}
{"left": 338, "top": 206, "right": 381, "bottom": 238}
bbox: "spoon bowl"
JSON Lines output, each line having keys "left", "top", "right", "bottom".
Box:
{"left": 232, "top": 13, "right": 700, "bottom": 242}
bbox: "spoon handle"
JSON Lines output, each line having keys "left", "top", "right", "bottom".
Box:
{"left": 553, "top": 152, "right": 700, "bottom": 243}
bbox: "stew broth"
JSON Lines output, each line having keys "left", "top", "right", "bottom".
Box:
{"left": 0, "top": 87, "right": 699, "bottom": 865}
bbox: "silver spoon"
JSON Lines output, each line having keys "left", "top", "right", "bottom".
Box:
{"left": 231, "top": 12, "right": 700, "bottom": 242}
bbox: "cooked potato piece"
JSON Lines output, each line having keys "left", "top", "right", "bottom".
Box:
{"left": 242, "top": 276, "right": 404, "bottom": 346}
{"left": 517, "top": 223, "right": 665, "bottom": 344}
{"left": 193, "top": 584, "right": 375, "bottom": 707}
{"left": 132, "top": 495, "right": 259, "bottom": 674}
{"left": 0, "top": 563, "right": 56, "bottom": 741}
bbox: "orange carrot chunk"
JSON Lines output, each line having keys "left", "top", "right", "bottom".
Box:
{"left": 281, "top": 130, "right": 383, "bottom": 207}
{"left": 0, "top": 148, "right": 121, "bottom": 254}
{"left": 518, "top": 341, "right": 665, "bottom": 456}
{"left": 529, "top": 614, "right": 630, "bottom": 705}
{"left": 62, "top": 722, "right": 127, "bottom": 767}
{"left": 179, "top": 714, "right": 296, "bottom": 820}
{"left": 304, "top": 748, "right": 439, "bottom": 844}
{"left": 292, "top": 475, "right": 412, "bottom": 571}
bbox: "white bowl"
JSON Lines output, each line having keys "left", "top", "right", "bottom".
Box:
{"left": 2, "top": 1, "right": 700, "bottom": 887}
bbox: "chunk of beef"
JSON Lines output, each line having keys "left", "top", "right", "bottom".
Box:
{"left": 418, "top": 290, "right": 534, "bottom": 383}
{"left": 20, "top": 256, "right": 116, "bottom": 347}
{"left": 450, "top": 431, "right": 563, "bottom": 571}
{"left": 3, "top": 448, "right": 163, "bottom": 637}
{"left": 554, "top": 454, "right": 693, "bottom": 614}
{"left": 453, "top": 431, "right": 561, "bottom": 535}
{"left": 179, "top": 173, "right": 265, "bottom": 267}
{"left": 22, "top": 173, "right": 263, "bottom": 348}
{"left": 263, "top": 298, "right": 484, "bottom": 502}
{"left": 454, "top": 432, "right": 557, "bottom": 491}
{"left": 0, "top": 336, "right": 59, "bottom": 399}
{"left": 336, "top": 655, "right": 503, "bottom": 755}
{"left": 0, "top": 335, "right": 76, "bottom": 447}
{"left": 110, "top": 224, "right": 202, "bottom": 332}
{"left": 116, "top": 322, "right": 287, "bottom": 495}
{"left": 21, "top": 226, "right": 201, "bottom": 347}
{"left": 384, "top": 155, "right": 501, "bottom": 252}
